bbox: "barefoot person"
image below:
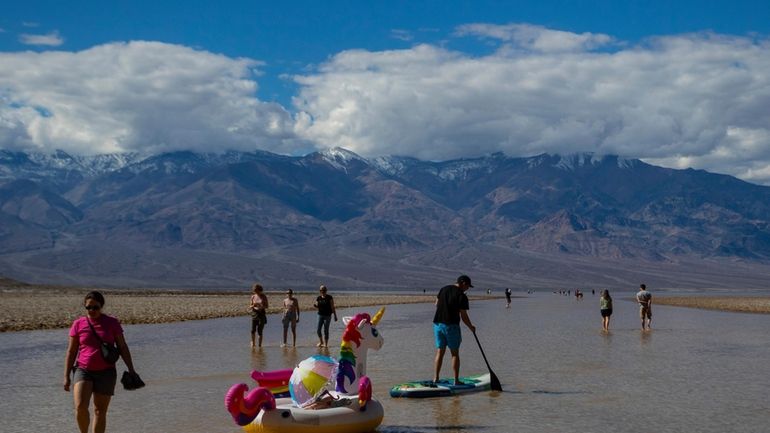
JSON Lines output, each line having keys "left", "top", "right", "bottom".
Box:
{"left": 313, "top": 285, "right": 338, "bottom": 347}
{"left": 433, "top": 275, "right": 476, "bottom": 385}
{"left": 504, "top": 288, "right": 512, "bottom": 308}
{"left": 600, "top": 289, "right": 613, "bottom": 331}
{"left": 63, "top": 291, "right": 139, "bottom": 433}
{"left": 249, "top": 283, "right": 269, "bottom": 348}
{"left": 281, "top": 289, "right": 300, "bottom": 347}
{"left": 636, "top": 284, "right": 652, "bottom": 330}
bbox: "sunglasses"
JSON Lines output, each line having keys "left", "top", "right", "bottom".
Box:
{"left": 85, "top": 305, "right": 101, "bottom": 311}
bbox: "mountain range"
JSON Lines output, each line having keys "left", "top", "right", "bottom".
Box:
{"left": 2, "top": 147, "right": 770, "bottom": 290}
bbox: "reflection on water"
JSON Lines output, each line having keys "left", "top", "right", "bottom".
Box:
{"left": 2, "top": 292, "right": 770, "bottom": 433}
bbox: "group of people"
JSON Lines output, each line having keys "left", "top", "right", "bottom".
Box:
{"left": 598, "top": 284, "right": 653, "bottom": 331}
{"left": 249, "top": 283, "right": 338, "bottom": 348}
{"left": 60, "top": 276, "right": 653, "bottom": 432}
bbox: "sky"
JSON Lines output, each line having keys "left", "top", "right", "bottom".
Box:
{"left": 2, "top": 0, "right": 770, "bottom": 184}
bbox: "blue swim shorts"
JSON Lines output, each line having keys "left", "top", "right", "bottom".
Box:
{"left": 433, "top": 323, "right": 462, "bottom": 350}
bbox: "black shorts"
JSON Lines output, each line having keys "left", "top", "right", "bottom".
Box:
{"left": 251, "top": 311, "right": 267, "bottom": 335}
{"left": 73, "top": 367, "right": 117, "bottom": 396}
{"left": 600, "top": 309, "right": 613, "bottom": 318}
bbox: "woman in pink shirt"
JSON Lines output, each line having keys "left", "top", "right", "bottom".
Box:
{"left": 63, "top": 291, "right": 138, "bottom": 433}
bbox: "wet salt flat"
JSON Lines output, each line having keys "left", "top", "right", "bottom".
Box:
{"left": 2, "top": 291, "right": 770, "bottom": 433}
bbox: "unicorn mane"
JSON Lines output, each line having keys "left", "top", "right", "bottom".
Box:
{"left": 336, "top": 312, "right": 371, "bottom": 393}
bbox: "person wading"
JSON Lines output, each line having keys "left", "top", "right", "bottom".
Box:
{"left": 313, "top": 285, "right": 337, "bottom": 347}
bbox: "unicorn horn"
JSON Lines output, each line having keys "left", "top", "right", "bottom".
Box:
{"left": 371, "top": 307, "right": 385, "bottom": 325}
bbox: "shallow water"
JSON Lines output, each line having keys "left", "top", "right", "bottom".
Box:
{"left": 2, "top": 291, "right": 769, "bottom": 433}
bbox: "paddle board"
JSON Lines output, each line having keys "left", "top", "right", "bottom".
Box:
{"left": 389, "top": 373, "right": 492, "bottom": 398}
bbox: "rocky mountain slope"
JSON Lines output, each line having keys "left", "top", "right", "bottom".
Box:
{"left": 2, "top": 148, "right": 770, "bottom": 289}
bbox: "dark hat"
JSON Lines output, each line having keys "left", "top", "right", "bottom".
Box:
{"left": 457, "top": 275, "right": 473, "bottom": 287}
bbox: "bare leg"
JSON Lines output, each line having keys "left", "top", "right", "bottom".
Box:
{"left": 433, "top": 348, "right": 446, "bottom": 382}
{"left": 250, "top": 331, "right": 256, "bottom": 348}
{"left": 291, "top": 322, "right": 297, "bottom": 347}
{"left": 73, "top": 380, "right": 92, "bottom": 433}
{"left": 92, "top": 392, "right": 112, "bottom": 433}
{"left": 450, "top": 348, "right": 461, "bottom": 384}
{"left": 282, "top": 326, "right": 288, "bottom": 346}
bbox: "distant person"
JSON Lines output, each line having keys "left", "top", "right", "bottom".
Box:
{"left": 63, "top": 291, "right": 139, "bottom": 433}
{"left": 600, "top": 289, "right": 613, "bottom": 331}
{"left": 636, "top": 284, "right": 652, "bottom": 330}
{"left": 281, "top": 289, "right": 300, "bottom": 347}
{"left": 433, "top": 275, "right": 476, "bottom": 385}
{"left": 505, "top": 288, "right": 512, "bottom": 308}
{"left": 249, "top": 283, "right": 269, "bottom": 348}
{"left": 313, "top": 285, "right": 337, "bottom": 347}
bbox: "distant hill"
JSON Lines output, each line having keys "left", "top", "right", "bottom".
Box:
{"left": 2, "top": 148, "right": 770, "bottom": 289}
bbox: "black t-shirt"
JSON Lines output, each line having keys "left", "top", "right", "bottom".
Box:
{"left": 433, "top": 284, "right": 470, "bottom": 324}
{"left": 316, "top": 295, "right": 334, "bottom": 316}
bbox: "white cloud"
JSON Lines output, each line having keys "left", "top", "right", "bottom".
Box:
{"left": 455, "top": 23, "right": 614, "bottom": 53}
{"left": 390, "top": 29, "right": 414, "bottom": 42}
{"left": 19, "top": 31, "right": 64, "bottom": 46}
{"left": 0, "top": 41, "right": 305, "bottom": 155}
{"left": 2, "top": 25, "right": 770, "bottom": 186}
{"left": 293, "top": 29, "right": 770, "bottom": 184}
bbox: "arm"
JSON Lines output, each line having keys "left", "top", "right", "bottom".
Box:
{"left": 294, "top": 299, "right": 300, "bottom": 321}
{"left": 63, "top": 335, "right": 79, "bottom": 391}
{"left": 331, "top": 298, "right": 337, "bottom": 321}
{"left": 459, "top": 310, "right": 475, "bottom": 333}
{"left": 115, "top": 333, "right": 136, "bottom": 373}
{"left": 262, "top": 294, "right": 269, "bottom": 310}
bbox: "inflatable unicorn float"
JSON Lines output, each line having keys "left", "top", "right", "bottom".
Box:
{"left": 225, "top": 307, "right": 385, "bottom": 433}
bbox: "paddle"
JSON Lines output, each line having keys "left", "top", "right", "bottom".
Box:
{"left": 471, "top": 330, "right": 503, "bottom": 391}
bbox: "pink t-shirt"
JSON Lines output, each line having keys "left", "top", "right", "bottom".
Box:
{"left": 69, "top": 315, "right": 123, "bottom": 371}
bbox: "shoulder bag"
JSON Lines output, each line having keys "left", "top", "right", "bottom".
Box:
{"left": 87, "top": 318, "right": 121, "bottom": 364}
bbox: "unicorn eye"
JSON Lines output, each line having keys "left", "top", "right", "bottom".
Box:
{"left": 371, "top": 328, "right": 379, "bottom": 337}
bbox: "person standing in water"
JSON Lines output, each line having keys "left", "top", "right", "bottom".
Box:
{"left": 599, "top": 289, "right": 613, "bottom": 331}
{"left": 63, "top": 291, "right": 139, "bottom": 433}
{"left": 313, "top": 284, "right": 337, "bottom": 347}
{"left": 636, "top": 284, "right": 652, "bottom": 330}
{"left": 432, "top": 275, "right": 476, "bottom": 385}
{"left": 281, "top": 289, "right": 300, "bottom": 347}
{"left": 249, "top": 283, "right": 269, "bottom": 348}
{"left": 505, "top": 288, "right": 512, "bottom": 308}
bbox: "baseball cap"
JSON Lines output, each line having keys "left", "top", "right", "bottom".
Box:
{"left": 457, "top": 275, "right": 473, "bottom": 287}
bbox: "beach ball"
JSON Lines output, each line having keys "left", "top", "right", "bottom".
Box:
{"left": 288, "top": 355, "right": 338, "bottom": 407}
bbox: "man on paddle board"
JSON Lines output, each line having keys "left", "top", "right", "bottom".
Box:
{"left": 432, "top": 275, "right": 476, "bottom": 385}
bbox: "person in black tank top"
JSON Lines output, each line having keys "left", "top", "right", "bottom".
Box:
{"left": 314, "top": 285, "right": 338, "bottom": 347}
